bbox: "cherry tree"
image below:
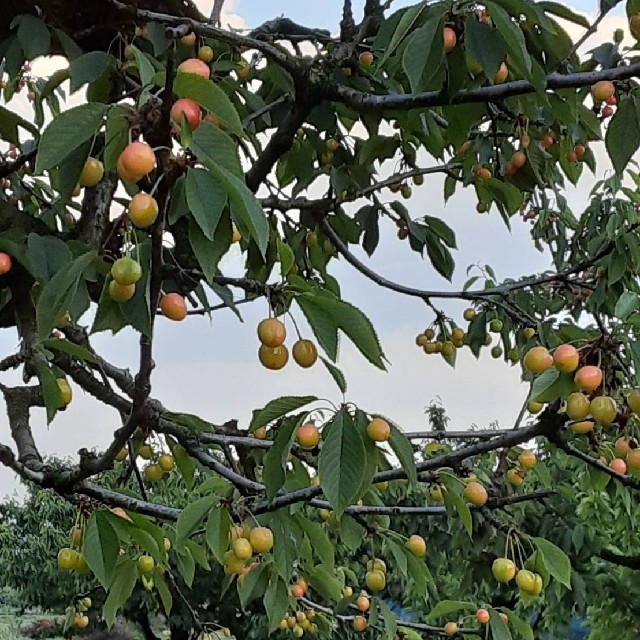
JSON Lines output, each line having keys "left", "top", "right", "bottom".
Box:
{"left": 1, "top": 0, "right": 640, "bottom": 639}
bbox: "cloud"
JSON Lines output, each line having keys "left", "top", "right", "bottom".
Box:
{"left": 193, "top": 0, "right": 245, "bottom": 29}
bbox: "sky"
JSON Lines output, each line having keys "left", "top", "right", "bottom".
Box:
{"left": 0, "top": 1, "right": 633, "bottom": 496}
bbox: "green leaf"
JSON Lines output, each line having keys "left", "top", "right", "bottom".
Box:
{"left": 103, "top": 558, "right": 137, "bottom": 628}
{"left": 320, "top": 356, "right": 347, "bottom": 394}
{"left": 464, "top": 17, "right": 506, "bottom": 81}
{"left": 190, "top": 121, "right": 243, "bottom": 178}
{"left": 318, "top": 411, "right": 367, "bottom": 516}
{"left": 104, "top": 105, "right": 130, "bottom": 171}
{"left": 606, "top": 95, "right": 640, "bottom": 175}
{"left": 163, "top": 411, "right": 216, "bottom": 432}
{"left": 292, "top": 514, "right": 335, "bottom": 571}
{"left": 402, "top": 17, "right": 446, "bottom": 93}
{"left": 175, "top": 548, "right": 196, "bottom": 588}
{"left": 36, "top": 251, "right": 96, "bottom": 341}
{"left": 129, "top": 45, "right": 157, "bottom": 89}
{"left": 378, "top": 601, "right": 398, "bottom": 640}
{"left": 185, "top": 167, "right": 227, "bottom": 240}
{"left": 155, "top": 574, "right": 173, "bottom": 616}
{"left": 238, "top": 563, "right": 269, "bottom": 609}
{"left": 26, "top": 234, "right": 72, "bottom": 283}
{"left": 174, "top": 72, "right": 244, "bottom": 137}
{"left": 42, "top": 338, "right": 97, "bottom": 364}
{"left": 84, "top": 510, "right": 120, "bottom": 589}
{"left": 441, "top": 474, "right": 473, "bottom": 537}
{"left": 34, "top": 358, "right": 62, "bottom": 423}
{"left": 176, "top": 495, "right": 216, "bottom": 548}
{"left": 485, "top": 2, "right": 532, "bottom": 74}
{"left": 69, "top": 52, "right": 115, "bottom": 93}
{"left": 0, "top": 105, "right": 38, "bottom": 145}
{"left": 403, "top": 546, "right": 434, "bottom": 597}
{"left": 263, "top": 414, "right": 304, "bottom": 500}
{"left": 380, "top": 2, "right": 429, "bottom": 67}
{"left": 205, "top": 505, "right": 232, "bottom": 563}
{"left": 538, "top": 1, "right": 590, "bottom": 27}
{"left": 531, "top": 369, "right": 575, "bottom": 403}
{"left": 489, "top": 609, "right": 513, "bottom": 640}
{"left": 264, "top": 576, "right": 291, "bottom": 633}
{"left": 189, "top": 215, "right": 233, "bottom": 284}
{"left": 615, "top": 290, "right": 640, "bottom": 321}
{"left": 308, "top": 564, "right": 343, "bottom": 602}
{"left": 339, "top": 514, "right": 366, "bottom": 551}
{"left": 35, "top": 103, "right": 108, "bottom": 173}
{"left": 249, "top": 395, "right": 316, "bottom": 432}
{"left": 427, "top": 600, "right": 476, "bottom": 621}
{"left": 278, "top": 239, "right": 295, "bottom": 278}
{"left": 533, "top": 537, "right": 572, "bottom": 588}
{"left": 166, "top": 436, "right": 197, "bottom": 490}
{"left": 500, "top": 608, "right": 534, "bottom": 640}
{"left": 16, "top": 15, "right": 51, "bottom": 60}
{"left": 296, "top": 291, "right": 386, "bottom": 369}
{"left": 387, "top": 420, "right": 417, "bottom": 486}
{"left": 190, "top": 139, "right": 268, "bottom": 255}
{"left": 186, "top": 539, "right": 210, "bottom": 570}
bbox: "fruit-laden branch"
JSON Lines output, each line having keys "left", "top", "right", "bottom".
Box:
{"left": 77, "top": 481, "right": 180, "bottom": 521}
{"left": 260, "top": 164, "right": 463, "bottom": 212}
{"left": 307, "top": 489, "right": 556, "bottom": 516}
{"left": 328, "top": 62, "right": 640, "bottom": 113}
{"left": 253, "top": 416, "right": 557, "bottom": 515}
{"left": 107, "top": 0, "right": 300, "bottom": 76}
{"left": 299, "top": 596, "right": 480, "bottom": 637}
{"left": 71, "top": 52, "right": 178, "bottom": 483}
{"left": 548, "top": 432, "right": 640, "bottom": 490}
{"left": 599, "top": 548, "right": 640, "bottom": 570}
{"left": 319, "top": 217, "right": 640, "bottom": 305}
{"left": 178, "top": 441, "right": 265, "bottom": 493}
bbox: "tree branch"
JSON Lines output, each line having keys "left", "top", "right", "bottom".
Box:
{"left": 1, "top": 385, "right": 44, "bottom": 470}
{"left": 329, "top": 62, "right": 640, "bottom": 113}
{"left": 599, "top": 548, "right": 640, "bottom": 569}
{"left": 108, "top": 0, "right": 300, "bottom": 76}
{"left": 549, "top": 431, "right": 640, "bottom": 489}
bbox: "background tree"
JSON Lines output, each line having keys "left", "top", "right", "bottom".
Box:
{"left": 1, "top": 1, "right": 640, "bottom": 639}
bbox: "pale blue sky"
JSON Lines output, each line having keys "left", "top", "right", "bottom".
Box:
{"left": 235, "top": 0, "right": 606, "bottom": 31}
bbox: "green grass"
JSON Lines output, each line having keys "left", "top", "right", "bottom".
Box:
{"left": 0, "top": 605, "right": 65, "bottom": 639}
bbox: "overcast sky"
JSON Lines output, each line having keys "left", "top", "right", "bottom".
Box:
{"left": 0, "top": 1, "right": 632, "bottom": 497}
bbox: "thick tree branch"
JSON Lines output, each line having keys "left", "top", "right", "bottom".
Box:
{"left": 77, "top": 481, "right": 180, "bottom": 520}
{"left": 329, "top": 62, "right": 640, "bottom": 113}
{"left": 599, "top": 548, "right": 640, "bottom": 569}
{"left": 1, "top": 385, "right": 44, "bottom": 470}
{"left": 72, "top": 54, "right": 177, "bottom": 482}
{"left": 245, "top": 95, "right": 315, "bottom": 193}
